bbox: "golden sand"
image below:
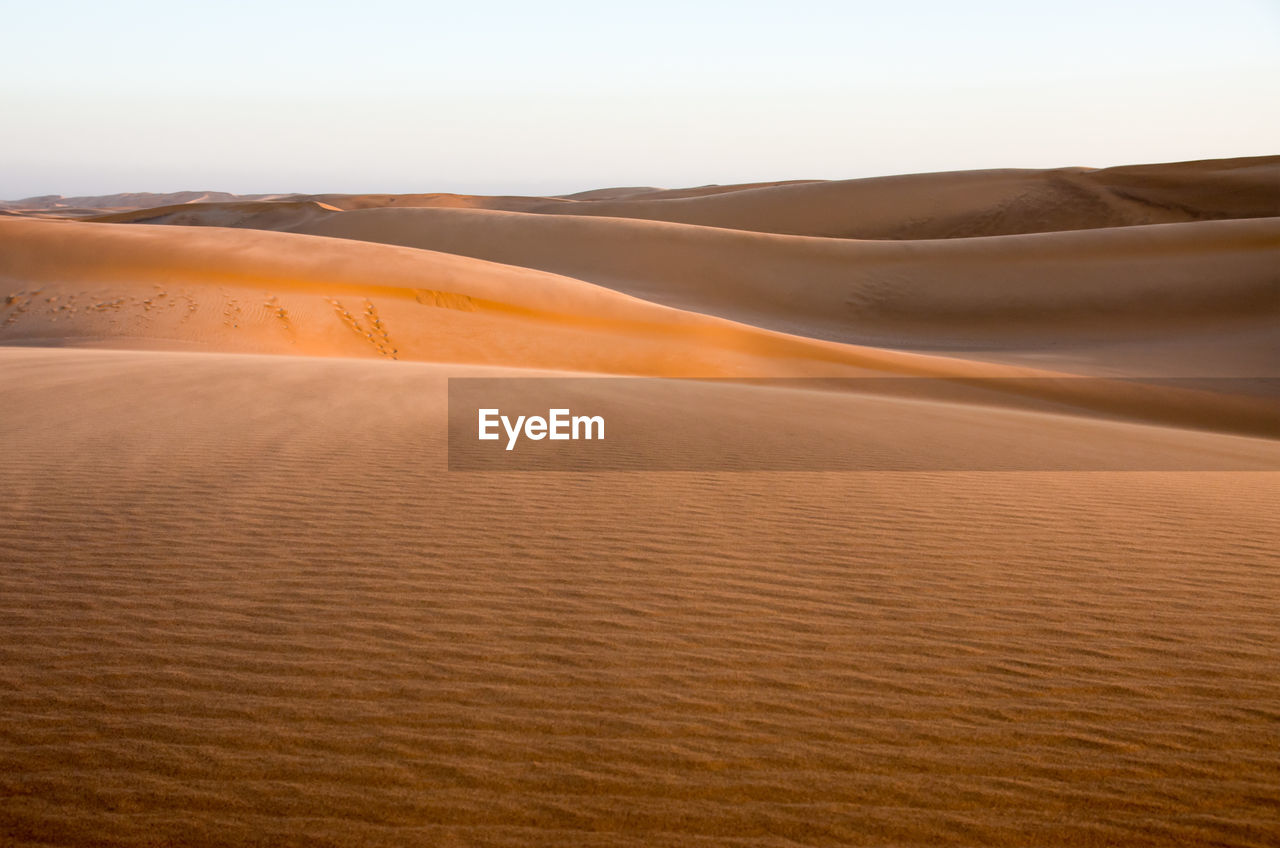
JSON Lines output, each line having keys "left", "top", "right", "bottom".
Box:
{"left": 1, "top": 157, "right": 1277, "bottom": 846}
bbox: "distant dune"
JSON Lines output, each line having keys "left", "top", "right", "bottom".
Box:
{"left": 467, "top": 157, "right": 1280, "bottom": 239}
{"left": 88, "top": 199, "right": 344, "bottom": 229}
{"left": 1, "top": 157, "right": 1278, "bottom": 848}
{"left": 8, "top": 156, "right": 1277, "bottom": 237}
{"left": 0, "top": 190, "right": 281, "bottom": 214}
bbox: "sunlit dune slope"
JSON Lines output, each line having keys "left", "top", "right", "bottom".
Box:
{"left": 0, "top": 216, "right": 957, "bottom": 378}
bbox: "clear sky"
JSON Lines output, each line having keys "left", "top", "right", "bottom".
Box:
{"left": 4, "top": 0, "right": 1278, "bottom": 198}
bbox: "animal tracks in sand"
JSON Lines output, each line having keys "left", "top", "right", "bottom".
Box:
{"left": 328, "top": 296, "right": 398, "bottom": 359}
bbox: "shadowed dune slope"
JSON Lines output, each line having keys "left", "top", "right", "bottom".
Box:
{"left": 555, "top": 179, "right": 823, "bottom": 201}
{"left": 89, "top": 199, "right": 342, "bottom": 229}
{"left": 1, "top": 346, "right": 1278, "bottom": 847}
{"left": 291, "top": 207, "right": 1280, "bottom": 360}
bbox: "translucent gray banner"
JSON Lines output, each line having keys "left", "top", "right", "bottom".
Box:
{"left": 448, "top": 378, "right": 1280, "bottom": 471}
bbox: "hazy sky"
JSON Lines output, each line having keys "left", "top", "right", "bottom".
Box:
{"left": 4, "top": 0, "right": 1278, "bottom": 198}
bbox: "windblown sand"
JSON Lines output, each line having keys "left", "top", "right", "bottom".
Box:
{"left": 1, "top": 157, "right": 1278, "bottom": 847}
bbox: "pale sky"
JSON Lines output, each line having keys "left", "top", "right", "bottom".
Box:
{"left": 3, "top": 0, "right": 1278, "bottom": 198}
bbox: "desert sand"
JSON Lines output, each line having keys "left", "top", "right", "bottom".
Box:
{"left": 1, "top": 156, "right": 1278, "bottom": 847}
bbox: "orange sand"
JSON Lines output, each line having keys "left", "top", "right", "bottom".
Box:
{"left": 1, "top": 156, "right": 1277, "bottom": 847}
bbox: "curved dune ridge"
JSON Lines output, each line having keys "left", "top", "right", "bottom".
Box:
{"left": 288, "top": 207, "right": 1280, "bottom": 347}
{"left": 1, "top": 158, "right": 1279, "bottom": 847}
{"left": 0, "top": 215, "right": 962, "bottom": 378}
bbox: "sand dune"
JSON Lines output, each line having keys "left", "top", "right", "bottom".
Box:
{"left": 89, "top": 199, "right": 343, "bottom": 230}
{"left": 269, "top": 155, "right": 1280, "bottom": 238}
{"left": 10, "top": 156, "right": 1275, "bottom": 238}
{"left": 555, "top": 179, "right": 823, "bottom": 201}
{"left": 0, "top": 190, "right": 279, "bottom": 215}
{"left": 290, "top": 207, "right": 1280, "bottom": 358}
{"left": 3, "top": 214, "right": 1276, "bottom": 438}
{"left": 0, "top": 215, "right": 948, "bottom": 378}
{"left": 2, "top": 159, "right": 1278, "bottom": 847}
{"left": 1, "top": 347, "right": 1277, "bottom": 847}
{"left": 488, "top": 156, "right": 1280, "bottom": 239}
